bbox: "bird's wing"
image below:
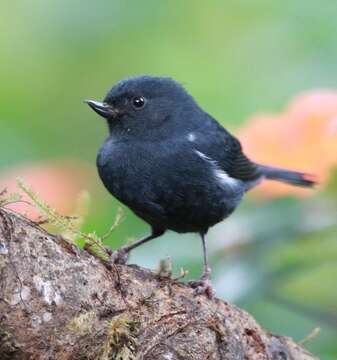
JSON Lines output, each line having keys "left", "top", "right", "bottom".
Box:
{"left": 221, "top": 134, "right": 261, "bottom": 181}
{"left": 193, "top": 119, "right": 261, "bottom": 182}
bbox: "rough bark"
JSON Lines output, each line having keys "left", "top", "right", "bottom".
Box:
{"left": 0, "top": 207, "right": 318, "bottom": 360}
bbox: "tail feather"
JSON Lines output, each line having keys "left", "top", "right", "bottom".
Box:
{"left": 259, "top": 165, "right": 317, "bottom": 188}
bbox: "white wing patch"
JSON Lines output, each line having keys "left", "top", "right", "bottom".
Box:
{"left": 194, "top": 149, "right": 216, "bottom": 163}
{"left": 194, "top": 150, "right": 239, "bottom": 188}
{"left": 187, "top": 132, "right": 197, "bottom": 142}
{"left": 213, "top": 168, "right": 240, "bottom": 187}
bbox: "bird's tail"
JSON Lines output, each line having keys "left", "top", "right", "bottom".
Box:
{"left": 258, "top": 165, "right": 317, "bottom": 188}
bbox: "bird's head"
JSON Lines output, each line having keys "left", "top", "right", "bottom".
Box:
{"left": 85, "top": 76, "right": 200, "bottom": 140}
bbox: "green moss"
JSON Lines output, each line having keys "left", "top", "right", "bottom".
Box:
{"left": 0, "top": 328, "right": 20, "bottom": 358}
{"left": 100, "top": 313, "right": 140, "bottom": 360}
{"left": 16, "top": 178, "right": 124, "bottom": 261}
{"left": 67, "top": 311, "right": 97, "bottom": 335}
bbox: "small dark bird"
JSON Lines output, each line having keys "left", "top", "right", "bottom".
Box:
{"left": 85, "top": 76, "right": 315, "bottom": 297}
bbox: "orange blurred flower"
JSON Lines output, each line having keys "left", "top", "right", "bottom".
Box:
{"left": 238, "top": 90, "right": 337, "bottom": 198}
{"left": 0, "top": 160, "right": 95, "bottom": 219}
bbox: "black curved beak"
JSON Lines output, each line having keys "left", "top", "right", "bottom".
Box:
{"left": 84, "top": 100, "right": 118, "bottom": 119}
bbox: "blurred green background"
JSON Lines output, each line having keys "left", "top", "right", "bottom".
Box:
{"left": 1, "top": 1, "right": 337, "bottom": 358}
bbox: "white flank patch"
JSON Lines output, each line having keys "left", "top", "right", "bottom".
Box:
{"left": 213, "top": 168, "right": 239, "bottom": 187}
{"left": 194, "top": 150, "right": 238, "bottom": 188}
{"left": 187, "top": 132, "right": 196, "bottom": 142}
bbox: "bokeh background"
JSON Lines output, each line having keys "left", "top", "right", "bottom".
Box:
{"left": 1, "top": 1, "right": 337, "bottom": 358}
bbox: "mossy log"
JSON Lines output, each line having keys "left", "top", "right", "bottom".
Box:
{"left": 0, "top": 208, "right": 318, "bottom": 359}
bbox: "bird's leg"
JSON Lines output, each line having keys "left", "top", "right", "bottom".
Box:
{"left": 108, "top": 228, "right": 165, "bottom": 265}
{"left": 188, "top": 232, "right": 215, "bottom": 298}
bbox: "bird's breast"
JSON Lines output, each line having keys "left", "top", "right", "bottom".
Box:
{"left": 97, "top": 140, "right": 162, "bottom": 203}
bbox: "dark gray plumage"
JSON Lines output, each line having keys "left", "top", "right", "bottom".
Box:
{"left": 85, "top": 76, "right": 315, "bottom": 297}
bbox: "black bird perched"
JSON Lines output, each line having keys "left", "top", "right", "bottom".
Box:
{"left": 85, "top": 76, "right": 315, "bottom": 297}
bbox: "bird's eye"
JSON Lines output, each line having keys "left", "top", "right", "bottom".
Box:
{"left": 132, "top": 96, "right": 146, "bottom": 109}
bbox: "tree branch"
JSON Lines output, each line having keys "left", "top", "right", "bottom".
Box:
{"left": 0, "top": 208, "right": 318, "bottom": 359}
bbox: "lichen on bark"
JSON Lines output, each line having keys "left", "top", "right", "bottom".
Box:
{"left": 0, "top": 208, "right": 318, "bottom": 359}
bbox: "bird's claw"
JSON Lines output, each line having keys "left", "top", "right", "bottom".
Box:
{"left": 188, "top": 273, "right": 215, "bottom": 299}
{"left": 106, "top": 247, "right": 129, "bottom": 265}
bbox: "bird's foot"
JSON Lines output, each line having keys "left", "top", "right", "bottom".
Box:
{"left": 188, "top": 271, "right": 215, "bottom": 299}
{"left": 105, "top": 247, "right": 129, "bottom": 265}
